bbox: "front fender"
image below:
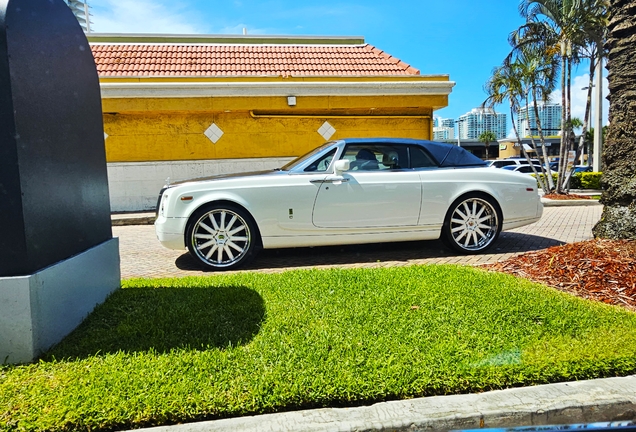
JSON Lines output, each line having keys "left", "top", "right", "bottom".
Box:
{"left": 170, "top": 190, "right": 253, "bottom": 222}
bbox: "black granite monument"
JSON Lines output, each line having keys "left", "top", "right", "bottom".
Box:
{"left": 0, "top": 0, "right": 119, "bottom": 364}
{"left": 0, "top": 0, "right": 113, "bottom": 276}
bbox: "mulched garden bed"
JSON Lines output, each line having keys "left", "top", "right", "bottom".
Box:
{"left": 483, "top": 239, "right": 636, "bottom": 311}
{"left": 543, "top": 193, "right": 594, "bottom": 200}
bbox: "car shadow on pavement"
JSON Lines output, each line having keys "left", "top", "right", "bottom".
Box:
{"left": 174, "top": 232, "right": 565, "bottom": 273}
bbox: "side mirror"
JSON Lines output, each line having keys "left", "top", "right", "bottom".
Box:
{"left": 334, "top": 159, "right": 350, "bottom": 175}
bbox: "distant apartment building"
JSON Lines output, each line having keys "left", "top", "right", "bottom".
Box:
{"left": 433, "top": 117, "right": 455, "bottom": 141}
{"left": 457, "top": 108, "right": 507, "bottom": 139}
{"left": 65, "top": 0, "right": 91, "bottom": 32}
{"left": 433, "top": 117, "right": 455, "bottom": 128}
{"left": 516, "top": 103, "right": 562, "bottom": 137}
{"left": 433, "top": 126, "right": 455, "bottom": 141}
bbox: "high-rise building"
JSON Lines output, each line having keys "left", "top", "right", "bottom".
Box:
{"left": 433, "top": 117, "right": 455, "bottom": 128}
{"left": 457, "top": 108, "right": 507, "bottom": 139}
{"left": 440, "top": 118, "right": 455, "bottom": 128}
{"left": 516, "top": 103, "right": 562, "bottom": 137}
{"left": 433, "top": 126, "right": 455, "bottom": 141}
{"left": 65, "top": 0, "right": 91, "bottom": 32}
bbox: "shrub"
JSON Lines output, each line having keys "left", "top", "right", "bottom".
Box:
{"left": 570, "top": 173, "right": 582, "bottom": 189}
{"left": 534, "top": 173, "right": 558, "bottom": 188}
{"left": 580, "top": 172, "right": 602, "bottom": 190}
{"left": 534, "top": 172, "right": 602, "bottom": 190}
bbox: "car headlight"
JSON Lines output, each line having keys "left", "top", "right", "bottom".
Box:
{"left": 156, "top": 187, "right": 169, "bottom": 217}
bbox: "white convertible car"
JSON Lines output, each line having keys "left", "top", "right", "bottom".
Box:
{"left": 155, "top": 138, "right": 543, "bottom": 270}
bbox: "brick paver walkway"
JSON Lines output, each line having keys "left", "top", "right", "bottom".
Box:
{"left": 114, "top": 206, "right": 603, "bottom": 279}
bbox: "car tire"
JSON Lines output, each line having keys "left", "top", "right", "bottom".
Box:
{"left": 441, "top": 194, "right": 502, "bottom": 254}
{"left": 185, "top": 203, "right": 261, "bottom": 271}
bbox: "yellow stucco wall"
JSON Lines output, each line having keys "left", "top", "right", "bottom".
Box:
{"left": 104, "top": 110, "right": 432, "bottom": 162}
{"left": 497, "top": 141, "right": 518, "bottom": 159}
{"left": 101, "top": 86, "right": 447, "bottom": 162}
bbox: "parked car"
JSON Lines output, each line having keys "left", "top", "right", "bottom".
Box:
{"left": 572, "top": 165, "right": 592, "bottom": 173}
{"left": 155, "top": 138, "right": 543, "bottom": 270}
{"left": 548, "top": 163, "right": 592, "bottom": 173}
{"left": 489, "top": 158, "right": 541, "bottom": 168}
{"left": 502, "top": 164, "right": 544, "bottom": 174}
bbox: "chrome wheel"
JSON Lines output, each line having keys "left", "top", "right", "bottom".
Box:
{"left": 445, "top": 196, "right": 500, "bottom": 253}
{"left": 187, "top": 205, "right": 258, "bottom": 270}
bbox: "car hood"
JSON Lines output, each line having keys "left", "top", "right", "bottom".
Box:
{"left": 170, "top": 169, "right": 286, "bottom": 186}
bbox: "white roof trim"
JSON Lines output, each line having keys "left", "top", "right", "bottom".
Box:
{"left": 99, "top": 81, "right": 455, "bottom": 98}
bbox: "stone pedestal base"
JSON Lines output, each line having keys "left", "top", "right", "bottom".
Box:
{"left": 0, "top": 238, "right": 120, "bottom": 364}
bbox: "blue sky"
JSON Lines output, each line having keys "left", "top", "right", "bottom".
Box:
{"left": 88, "top": 0, "right": 608, "bottom": 131}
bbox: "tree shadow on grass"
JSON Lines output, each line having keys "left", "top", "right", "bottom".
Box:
{"left": 41, "top": 285, "right": 265, "bottom": 361}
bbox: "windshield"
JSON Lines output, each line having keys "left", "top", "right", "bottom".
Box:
{"left": 280, "top": 142, "right": 335, "bottom": 171}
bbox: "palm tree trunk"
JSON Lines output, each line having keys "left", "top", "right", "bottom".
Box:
{"left": 556, "top": 52, "right": 568, "bottom": 193}
{"left": 532, "top": 88, "right": 554, "bottom": 191}
{"left": 524, "top": 94, "right": 548, "bottom": 192}
{"left": 592, "top": 0, "right": 636, "bottom": 239}
{"left": 579, "top": 53, "right": 596, "bottom": 165}
{"left": 565, "top": 55, "right": 575, "bottom": 192}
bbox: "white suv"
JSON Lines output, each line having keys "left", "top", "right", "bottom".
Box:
{"left": 488, "top": 158, "right": 541, "bottom": 168}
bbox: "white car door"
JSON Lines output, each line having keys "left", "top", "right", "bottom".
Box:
{"left": 312, "top": 145, "right": 422, "bottom": 228}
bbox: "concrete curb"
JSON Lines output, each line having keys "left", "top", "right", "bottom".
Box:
{"left": 111, "top": 212, "right": 155, "bottom": 226}
{"left": 128, "top": 376, "right": 636, "bottom": 432}
{"left": 539, "top": 190, "right": 602, "bottom": 207}
{"left": 541, "top": 199, "right": 602, "bottom": 207}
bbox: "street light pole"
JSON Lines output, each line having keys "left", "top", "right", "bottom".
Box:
{"left": 592, "top": 58, "right": 603, "bottom": 172}
{"left": 582, "top": 85, "right": 594, "bottom": 166}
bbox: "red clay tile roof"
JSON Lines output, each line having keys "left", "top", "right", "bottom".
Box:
{"left": 90, "top": 43, "right": 420, "bottom": 77}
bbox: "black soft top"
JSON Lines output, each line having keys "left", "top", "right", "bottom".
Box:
{"left": 341, "top": 138, "right": 488, "bottom": 168}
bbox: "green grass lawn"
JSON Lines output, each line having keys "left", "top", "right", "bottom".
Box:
{"left": 2, "top": 265, "right": 636, "bottom": 431}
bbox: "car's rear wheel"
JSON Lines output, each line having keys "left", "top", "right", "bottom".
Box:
{"left": 442, "top": 194, "right": 501, "bottom": 253}
{"left": 186, "top": 203, "right": 260, "bottom": 271}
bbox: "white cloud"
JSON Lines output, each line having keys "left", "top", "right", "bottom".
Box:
{"left": 88, "top": 1, "right": 269, "bottom": 36}
{"left": 550, "top": 73, "right": 609, "bottom": 127}
{"left": 89, "top": 0, "right": 205, "bottom": 34}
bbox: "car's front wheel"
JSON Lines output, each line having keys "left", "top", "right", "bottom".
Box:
{"left": 442, "top": 194, "right": 501, "bottom": 253}
{"left": 186, "top": 203, "right": 260, "bottom": 271}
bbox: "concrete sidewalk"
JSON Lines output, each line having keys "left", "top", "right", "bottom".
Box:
{"left": 130, "top": 376, "right": 636, "bottom": 432}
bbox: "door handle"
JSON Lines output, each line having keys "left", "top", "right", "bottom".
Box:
{"left": 311, "top": 177, "right": 349, "bottom": 184}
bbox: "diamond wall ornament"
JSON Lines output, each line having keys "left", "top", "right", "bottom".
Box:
{"left": 204, "top": 123, "right": 224, "bottom": 143}
{"left": 317, "top": 121, "right": 336, "bottom": 140}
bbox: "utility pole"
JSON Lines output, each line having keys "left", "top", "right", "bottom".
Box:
{"left": 593, "top": 58, "right": 603, "bottom": 172}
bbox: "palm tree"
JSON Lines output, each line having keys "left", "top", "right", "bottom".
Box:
{"left": 592, "top": 0, "right": 636, "bottom": 239}
{"left": 493, "top": 43, "right": 556, "bottom": 190}
{"left": 512, "top": 45, "right": 559, "bottom": 189}
{"left": 483, "top": 63, "right": 550, "bottom": 193}
{"left": 517, "top": 0, "right": 579, "bottom": 189}
{"left": 514, "top": 0, "right": 608, "bottom": 193}
{"left": 478, "top": 131, "right": 497, "bottom": 160}
{"left": 575, "top": 1, "right": 609, "bottom": 170}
